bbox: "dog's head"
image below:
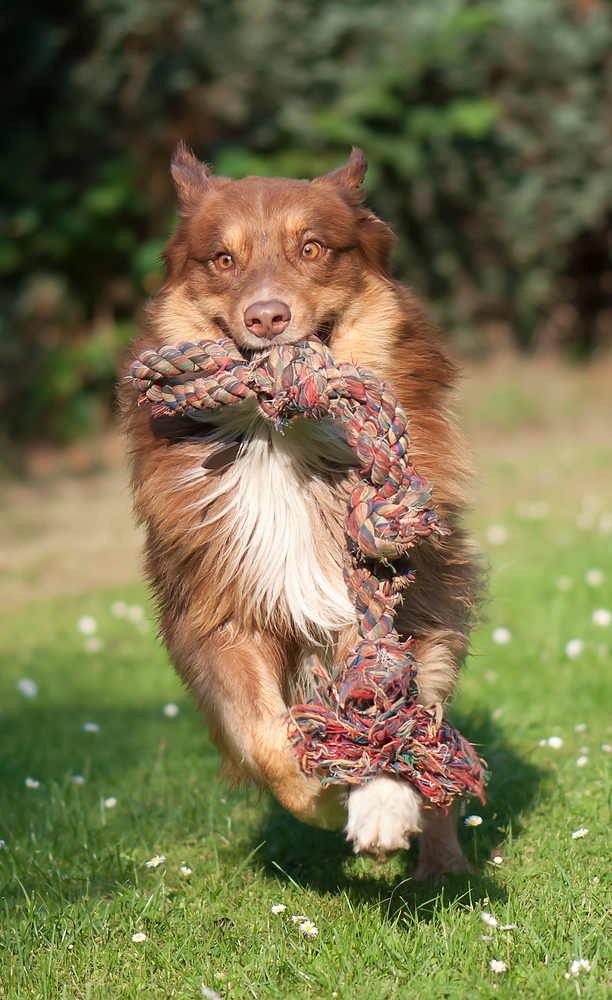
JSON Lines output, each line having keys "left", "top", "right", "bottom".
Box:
{"left": 158, "top": 145, "right": 395, "bottom": 352}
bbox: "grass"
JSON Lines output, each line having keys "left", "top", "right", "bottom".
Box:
{"left": 1, "top": 358, "right": 612, "bottom": 998}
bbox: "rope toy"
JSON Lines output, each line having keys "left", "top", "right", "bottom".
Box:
{"left": 130, "top": 337, "right": 487, "bottom": 807}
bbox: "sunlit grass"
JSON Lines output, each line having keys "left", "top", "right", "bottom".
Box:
{"left": 1, "top": 373, "right": 612, "bottom": 997}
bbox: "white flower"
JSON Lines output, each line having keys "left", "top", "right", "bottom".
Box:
{"left": 489, "top": 959, "right": 507, "bottom": 973}
{"left": 127, "top": 605, "right": 145, "bottom": 623}
{"left": 492, "top": 856, "right": 503, "bottom": 865}
{"left": 585, "top": 569, "right": 604, "bottom": 587}
{"left": 600, "top": 512, "right": 612, "bottom": 534}
{"left": 16, "top": 678, "right": 38, "bottom": 699}
{"left": 601, "top": 743, "right": 612, "bottom": 753}
{"left": 576, "top": 756, "right": 589, "bottom": 768}
{"left": 146, "top": 854, "right": 166, "bottom": 868}
{"left": 271, "top": 904, "right": 286, "bottom": 914}
{"left": 298, "top": 920, "right": 318, "bottom": 938}
{"left": 111, "top": 600, "right": 128, "bottom": 618}
{"left": 180, "top": 866, "right": 192, "bottom": 876}
{"left": 83, "top": 722, "right": 100, "bottom": 733}
{"left": 162, "top": 703, "right": 179, "bottom": 718}
{"left": 492, "top": 627, "right": 512, "bottom": 646}
{"left": 0, "top": 840, "right": 6, "bottom": 848}
{"left": 131, "top": 932, "right": 146, "bottom": 943}
{"left": 24, "top": 777, "right": 40, "bottom": 788}
{"left": 481, "top": 912, "right": 498, "bottom": 928}
{"left": 71, "top": 775, "right": 85, "bottom": 786}
{"left": 465, "top": 815, "right": 483, "bottom": 827}
{"left": 557, "top": 576, "right": 573, "bottom": 591}
{"left": 291, "top": 914, "right": 308, "bottom": 923}
{"left": 565, "top": 639, "right": 584, "bottom": 660}
{"left": 481, "top": 934, "right": 494, "bottom": 941}
{"left": 571, "top": 828, "right": 589, "bottom": 839}
{"left": 84, "top": 637, "right": 103, "bottom": 653}
{"left": 103, "top": 796, "right": 117, "bottom": 808}
{"left": 568, "top": 958, "right": 591, "bottom": 976}
{"left": 574, "top": 723, "right": 587, "bottom": 732}
{"left": 499, "top": 924, "right": 518, "bottom": 931}
{"left": 76, "top": 615, "right": 98, "bottom": 636}
{"left": 486, "top": 525, "right": 508, "bottom": 546}
{"left": 592, "top": 609, "right": 612, "bottom": 628}
{"left": 547, "top": 736, "right": 563, "bottom": 749}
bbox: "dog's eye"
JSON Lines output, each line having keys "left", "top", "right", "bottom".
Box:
{"left": 216, "top": 253, "right": 234, "bottom": 270}
{"left": 301, "top": 242, "right": 322, "bottom": 260}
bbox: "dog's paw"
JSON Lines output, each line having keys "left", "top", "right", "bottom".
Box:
{"left": 345, "top": 775, "right": 422, "bottom": 861}
{"left": 412, "top": 804, "right": 473, "bottom": 883}
{"left": 412, "top": 853, "right": 473, "bottom": 883}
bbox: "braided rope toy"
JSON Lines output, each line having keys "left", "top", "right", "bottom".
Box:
{"left": 130, "top": 337, "right": 487, "bottom": 807}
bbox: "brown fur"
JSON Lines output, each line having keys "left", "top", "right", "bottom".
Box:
{"left": 120, "top": 146, "right": 480, "bottom": 863}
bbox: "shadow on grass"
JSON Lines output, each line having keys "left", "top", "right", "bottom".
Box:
{"left": 250, "top": 709, "right": 543, "bottom": 922}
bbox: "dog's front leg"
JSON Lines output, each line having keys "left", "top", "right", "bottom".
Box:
{"left": 413, "top": 803, "right": 473, "bottom": 881}
{"left": 174, "top": 627, "right": 346, "bottom": 830}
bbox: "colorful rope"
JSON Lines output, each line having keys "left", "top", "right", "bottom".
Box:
{"left": 130, "top": 337, "right": 487, "bottom": 806}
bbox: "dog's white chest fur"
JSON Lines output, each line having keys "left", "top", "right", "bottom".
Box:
{"left": 194, "top": 403, "right": 358, "bottom": 642}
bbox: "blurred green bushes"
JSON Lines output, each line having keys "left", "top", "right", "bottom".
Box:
{"left": 2, "top": 0, "right": 612, "bottom": 446}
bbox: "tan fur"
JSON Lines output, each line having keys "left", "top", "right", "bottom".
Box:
{"left": 120, "top": 146, "right": 480, "bottom": 874}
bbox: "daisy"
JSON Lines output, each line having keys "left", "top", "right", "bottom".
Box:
{"left": 298, "top": 920, "right": 318, "bottom": 938}
{"left": 84, "top": 637, "right": 103, "bottom": 653}
{"left": 492, "top": 856, "right": 503, "bottom": 864}
{"left": 465, "top": 815, "right": 483, "bottom": 827}
{"left": 576, "top": 756, "right": 589, "bottom": 767}
{"left": 271, "top": 903, "right": 286, "bottom": 914}
{"left": 16, "top": 678, "right": 37, "bottom": 699}
{"left": 567, "top": 958, "right": 591, "bottom": 977}
{"left": 571, "top": 828, "right": 589, "bottom": 839}
{"left": 490, "top": 959, "right": 506, "bottom": 973}
{"left": 83, "top": 722, "right": 100, "bottom": 733}
{"left": 481, "top": 934, "right": 494, "bottom": 941}
{"left": 110, "top": 600, "right": 128, "bottom": 618}
{"left": 481, "top": 912, "right": 498, "bottom": 928}
{"left": 499, "top": 924, "right": 518, "bottom": 931}
{"left": 24, "top": 777, "right": 40, "bottom": 788}
{"left": 492, "top": 627, "right": 512, "bottom": 645}
{"left": 574, "top": 723, "right": 587, "bottom": 732}
{"left": 291, "top": 914, "right": 308, "bottom": 923}
{"left": 131, "top": 932, "right": 146, "bottom": 943}
{"left": 486, "top": 525, "right": 507, "bottom": 546}
{"left": 547, "top": 736, "right": 563, "bottom": 749}
{"left": 585, "top": 569, "right": 604, "bottom": 587}
{"left": 103, "top": 796, "right": 117, "bottom": 808}
{"left": 71, "top": 775, "right": 85, "bottom": 785}
{"left": 592, "top": 609, "right": 612, "bottom": 628}
{"left": 163, "top": 703, "right": 180, "bottom": 718}
{"left": 146, "top": 855, "right": 166, "bottom": 868}
{"left": 565, "top": 639, "right": 584, "bottom": 660}
{"left": 180, "top": 866, "right": 192, "bottom": 876}
{"left": 601, "top": 744, "right": 612, "bottom": 753}
{"left": 76, "top": 615, "right": 97, "bottom": 636}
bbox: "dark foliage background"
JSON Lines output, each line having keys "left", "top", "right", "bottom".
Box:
{"left": 2, "top": 0, "right": 612, "bottom": 446}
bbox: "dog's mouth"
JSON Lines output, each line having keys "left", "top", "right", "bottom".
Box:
{"left": 213, "top": 318, "right": 335, "bottom": 354}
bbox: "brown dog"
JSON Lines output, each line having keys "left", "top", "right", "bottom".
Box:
{"left": 122, "top": 145, "right": 479, "bottom": 878}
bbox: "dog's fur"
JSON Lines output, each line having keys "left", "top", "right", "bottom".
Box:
{"left": 121, "top": 146, "right": 479, "bottom": 876}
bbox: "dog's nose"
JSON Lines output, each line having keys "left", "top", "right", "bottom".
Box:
{"left": 243, "top": 300, "right": 291, "bottom": 338}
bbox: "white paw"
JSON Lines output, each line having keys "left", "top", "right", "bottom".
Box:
{"left": 345, "top": 775, "right": 422, "bottom": 860}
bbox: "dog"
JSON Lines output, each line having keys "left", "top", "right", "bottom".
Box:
{"left": 121, "top": 145, "right": 479, "bottom": 878}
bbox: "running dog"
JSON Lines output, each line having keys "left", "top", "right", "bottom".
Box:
{"left": 121, "top": 145, "right": 479, "bottom": 878}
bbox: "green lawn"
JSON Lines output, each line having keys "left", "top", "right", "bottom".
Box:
{"left": 1, "top": 360, "right": 612, "bottom": 999}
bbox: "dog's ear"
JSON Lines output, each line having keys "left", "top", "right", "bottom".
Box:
{"left": 170, "top": 142, "right": 214, "bottom": 209}
{"left": 313, "top": 147, "right": 368, "bottom": 193}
